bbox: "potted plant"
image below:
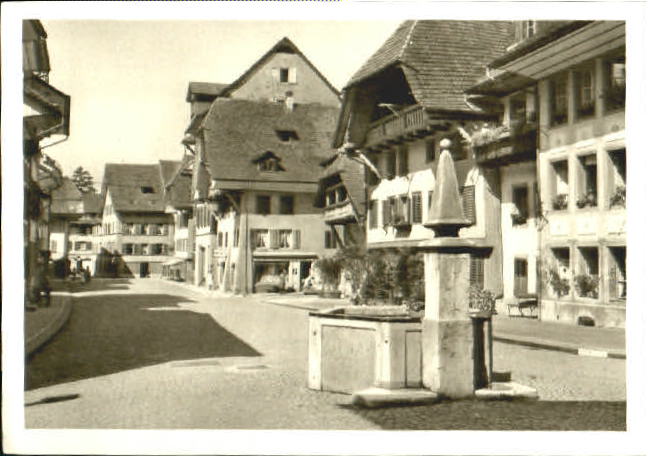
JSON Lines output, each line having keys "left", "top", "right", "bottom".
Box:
{"left": 546, "top": 266, "right": 570, "bottom": 297}
{"left": 574, "top": 274, "right": 599, "bottom": 299}
{"left": 468, "top": 285, "right": 496, "bottom": 318}
{"left": 576, "top": 191, "right": 597, "bottom": 209}
{"left": 609, "top": 185, "right": 626, "bottom": 208}
{"left": 315, "top": 256, "right": 343, "bottom": 299}
{"left": 552, "top": 193, "right": 568, "bottom": 210}
{"left": 510, "top": 207, "right": 527, "bottom": 226}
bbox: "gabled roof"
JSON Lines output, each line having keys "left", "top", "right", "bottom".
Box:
{"left": 102, "top": 163, "right": 167, "bottom": 213}
{"left": 186, "top": 82, "right": 228, "bottom": 102}
{"left": 161, "top": 158, "right": 193, "bottom": 209}
{"left": 220, "top": 37, "right": 340, "bottom": 98}
{"left": 346, "top": 20, "right": 516, "bottom": 112}
{"left": 201, "top": 98, "right": 339, "bottom": 184}
{"left": 51, "top": 178, "right": 83, "bottom": 215}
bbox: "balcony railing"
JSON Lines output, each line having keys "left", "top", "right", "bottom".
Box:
{"left": 473, "top": 119, "right": 537, "bottom": 166}
{"left": 364, "top": 105, "right": 429, "bottom": 147}
{"left": 324, "top": 200, "right": 356, "bottom": 224}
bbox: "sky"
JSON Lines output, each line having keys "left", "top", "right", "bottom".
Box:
{"left": 41, "top": 20, "right": 401, "bottom": 184}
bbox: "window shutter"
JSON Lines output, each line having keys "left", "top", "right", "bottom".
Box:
{"left": 292, "top": 230, "right": 301, "bottom": 249}
{"left": 288, "top": 67, "right": 297, "bottom": 83}
{"left": 609, "top": 265, "right": 617, "bottom": 299}
{"left": 412, "top": 192, "right": 422, "bottom": 223}
{"left": 269, "top": 229, "right": 279, "bottom": 249}
{"left": 382, "top": 200, "right": 391, "bottom": 225}
{"left": 470, "top": 256, "right": 485, "bottom": 288}
{"left": 369, "top": 200, "right": 378, "bottom": 228}
{"left": 461, "top": 186, "right": 476, "bottom": 224}
{"left": 271, "top": 68, "right": 280, "bottom": 81}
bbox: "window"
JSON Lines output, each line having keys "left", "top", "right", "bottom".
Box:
{"left": 325, "top": 230, "right": 337, "bottom": 249}
{"left": 425, "top": 139, "right": 435, "bottom": 163}
{"left": 605, "top": 55, "right": 625, "bottom": 111}
{"left": 50, "top": 240, "right": 57, "bottom": 252}
{"left": 367, "top": 154, "right": 380, "bottom": 186}
{"left": 393, "top": 195, "right": 411, "bottom": 226}
{"left": 385, "top": 150, "right": 396, "bottom": 179}
{"left": 276, "top": 130, "right": 299, "bottom": 142}
{"left": 608, "top": 148, "right": 626, "bottom": 208}
{"left": 428, "top": 190, "right": 434, "bottom": 212}
{"left": 460, "top": 186, "right": 476, "bottom": 225}
{"left": 550, "top": 74, "right": 568, "bottom": 126}
{"left": 234, "top": 228, "right": 240, "bottom": 247}
{"left": 369, "top": 200, "right": 378, "bottom": 229}
{"left": 576, "top": 154, "right": 597, "bottom": 209}
{"left": 336, "top": 186, "right": 347, "bottom": 203}
{"left": 217, "top": 232, "right": 223, "bottom": 248}
{"left": 151, "top": 244, "right": 163, "bottom": 255}
{"left": 574, "top": 66, "right": 596, "bottom": 118}
{"left": 576, "top": 247, "right": 599, "bottom": 298}
{"left": 123, "top": 243, "right": 134, "bottom": 255}
{"left": 141, "top": 186, "right": 155, "bottom": 194}
{"left": 397, "top": 145, "right": 409, "bottom": 176}
{"left": 411, "top": 192, "right": 423, "bottom": 224}
{"left": 252, "top": 230, "right": 269, "bottom": 248}
{"left": 279, "top": 230, "right": 292, "bottom": 248}
{"left": 382, "top": 199, "right": 391, "bottom": 225}
{"left": 469, "top": 255, "right": 485, "bottom": 289}
{"left": 256, "top": 195, "right": 271, "bottom": 215}
{"left": 551, "top": 160, "right": 569, "bottom": 210}
{"left": 522, "top": 20, "right": 536, "bottom": 39}
{"left": 608, "top": 246, "right": 626, "bottom": 300}
{"left": 279, "top": 68, "right": 289, "bottom": 83}
{"left": 512, "top": 185, "right": 529, "bottom": 225}
{"left": 279, "top": 195, "right": 294, "bottom": 214}
{"left": 510, "top": 92, "right": 527, "bottom": 124}
{"left": 141, "top": 244, "right": 149, "bottom": 256}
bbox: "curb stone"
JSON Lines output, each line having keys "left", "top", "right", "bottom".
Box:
{"left": 25, "top": 293, "right": 73, "bottom": 356}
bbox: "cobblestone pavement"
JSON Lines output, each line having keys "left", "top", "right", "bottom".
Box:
{"left": 25, "top": 278, "right": 625, "bottom": 429}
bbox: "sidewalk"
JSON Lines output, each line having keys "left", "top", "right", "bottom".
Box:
{"left": 261, "top": 293, "right": 626, "bottom": 359}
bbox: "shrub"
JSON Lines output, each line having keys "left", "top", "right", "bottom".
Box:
{"left": 468, "top": 285, "right": 495, "bottom": 313}
{"left": 552, "top": 193, "right": 568, "bottom": 210}
{"left": 610, "top": 185, "right": 626, "bottom": 208}
{"left": 574, "top": 274, "right": 599, "bottom": 299}
{"left": 314, "top": 256, "right": 342, "bottom": 292}
{"left": 545, "top": 266, "right": 570, "bottom": 297}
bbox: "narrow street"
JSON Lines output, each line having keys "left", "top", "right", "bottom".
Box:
{"left": 25, "top": 279, "right": 626, "bottom": 430}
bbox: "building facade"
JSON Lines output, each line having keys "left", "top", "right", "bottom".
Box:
{"left": 469, "top": 21, "right": 626, "bottom": 327}
{"left": 23, "top": 20, "right": 71, "bottom": 305}
{"left": 330, "top": 21, "right": 515, "bottom": 296}
{"left": 95, "top": 162, "right": 175, "bottom": 278}
{"left": 183, "top": 37, "right": 341, "bottom": 293}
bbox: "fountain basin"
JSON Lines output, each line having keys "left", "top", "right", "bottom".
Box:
{"left": 308, "top": 307, "right": 423, "bottom": 394}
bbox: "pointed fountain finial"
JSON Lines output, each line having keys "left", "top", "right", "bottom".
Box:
{"left": 425, "top": 138, "right": 471, "bottom": 237}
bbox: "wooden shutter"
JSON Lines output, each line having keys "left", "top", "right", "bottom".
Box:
{"left": 288, "top": 67, "right": 297, "bottom": 83}
{"left": 292, "top": 230, "right": 301, "bottom": 249}
{"left": 369, "top": 200, "right": 378, "bottom": 229}
{"left": 461, "top": 186, "right": 476, "bottom": 224}
{"left": 470, "top": 255, "right": 485, "bottom": 288}
{"left": 271, "top": 68, "right": 280, "bottom": 81}
{"left": 412, "top": 192, "right": 422, "bottom": 224}
{"left": 269, "top": 229, "right": 279, "bottom": 249}
{"left": 382, "top": 200, "right": 391, "bottom": 225}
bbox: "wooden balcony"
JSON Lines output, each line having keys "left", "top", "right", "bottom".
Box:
{"left": 364, "top": 105, "right": 432, "bottom": 148}
{"left": 474, "top": 121, "right": 537, "bottom": 167}
{"left": 323, "top": 200, "right": 356, "bottom": 225}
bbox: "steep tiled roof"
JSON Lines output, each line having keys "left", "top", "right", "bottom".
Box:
{"left": 82, "top": 192, "right": 103, "bottom": 214}
{"left": 161, "top": 158, "right": 193, "bottom": 208}
{"left": 102, "top": 163, "right": 167, "bottom": 213}
{"left": 186, "top": 82, "right": 228, "bottom": 101}
{"left": 347, "top": 20, "right": 516, "bottom": 112}
{"left": 201, "top": 98, "right": 340, "bottom": 184}
{"left": 51, "top": 178, "right": 83, "bottom": 215}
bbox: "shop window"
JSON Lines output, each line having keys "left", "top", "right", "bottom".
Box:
{"left": 576, "top": 247, "right": 599, "bottom": 298}
{"left": 608, "top": 246, "right": 626, "bottom": 300}
{"left": 425, "top": 139, "right": 435, "bottom": 163}
{"left": 256, "top": 195, "right": 271, "bottom": 215}
{"left": 574, "top": 65, "right": 596, "bottom": 118}
{"left": 511, "top": 185, "right": 529, "bottom": 225}
{"left": 576, "top": 154, "right": 597, "bottom": 209}
{"left": 608, "top": 148, "right": 626, "bottom": 209}
{"left": 279, "top": 195, "right": 294, "bottom": 214}
{"left": 369, "top": 200, "right": 378, "bottom": 229}
{"left": 604, "top": 55, "right": 625, "bottom": 112}
{"left": 550, "top": 74, "right": 568, "bottom": 126}
{"left": 411, "top": 192, "right": 423, "bottom": 224}
{"left": 550, "top": 160, "right": 569, "bottom": 210}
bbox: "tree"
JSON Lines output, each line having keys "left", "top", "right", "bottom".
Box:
{"left": 71, "top": 166, "right": 96, "bottom": 193}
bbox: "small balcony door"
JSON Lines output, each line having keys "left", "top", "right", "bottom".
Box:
{"left": 514, "top": 258, "right": 529, "bottom": 297}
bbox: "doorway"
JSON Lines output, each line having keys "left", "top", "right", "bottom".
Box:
{"left": 514, "top": 258, "right": 528, "bottom": 297}
{"left": 139, "top": 262, "right": 149, "bottom": 278}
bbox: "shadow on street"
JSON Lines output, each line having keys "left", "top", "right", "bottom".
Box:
{"left": 344, "top": 399, "right": 626, "bottom": 430}
{"left": 26, "top": 293, "right": 261, "bottom": 390}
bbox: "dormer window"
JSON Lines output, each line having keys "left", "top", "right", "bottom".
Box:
{"left": 141, "top": 186, "right": 155, "bottom": 194}
{"left": 276, "top": 130, "right": 299, "bottom": 142}
{"left": 253, "top": 151, "right": 285, "bottom": 172}
{"left": 524, "top": 20, "right": 536, "bottom": 39}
